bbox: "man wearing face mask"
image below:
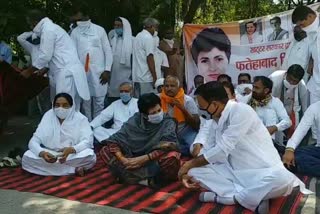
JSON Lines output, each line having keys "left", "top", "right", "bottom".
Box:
{"left": 249, "top": 76, "right": 291, "bottom": 148}
{"left": 282, "top": 25, "right": 310, "bottom": 83}
{"left": 291, "top": 6, "right": 320, "bottom": 140}
{"left": 99, "top": 93, "right": 181, "bottom": 187}
{"left": 292, "top": 6, "right": 320, "bottom": 101}
{"left": 269, "top": 64, "right": 308, "bottom": 138}
{"left": 235, "top": 73, "right": 252, "bottom": 104}
{"left": 90, "top": 82, "right": 138, "bottom": 143}
{"left": 20, "top": 9, "right": 90, "bottom": 111}
{"left": 132, "top": 18, "right": 159, "bottom": 97}
{"left": 160, "top": 75, "right": 200, "bottom": 156}
{"left": 178, "top": 81, "right": 310, "bottom": 213}
{"left": 70, "top": 5, "right": 113, "bottom": 121}
{"left": 107, "top": 17, "right": 134, "bottom": 105}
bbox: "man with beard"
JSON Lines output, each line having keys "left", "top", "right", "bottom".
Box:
{"left": 249, "top": 76, "right": 291, "bottom": 152}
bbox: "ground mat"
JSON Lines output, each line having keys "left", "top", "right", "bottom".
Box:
{"left": 0, "top": 155, "right": 310, "bottom": 214}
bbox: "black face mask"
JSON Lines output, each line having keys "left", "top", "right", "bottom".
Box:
{"left": 26, "top": 36, "right": 40, "bottom": 45}
{"left": 293, "top": 26, "right": 307, "bottom": 42}
{"left": 199, "top": 103, "right": 219, "bottom": 120}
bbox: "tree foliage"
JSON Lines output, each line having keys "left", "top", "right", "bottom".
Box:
{"left": 0, "top": 0, "right": 318, "bottom": 54}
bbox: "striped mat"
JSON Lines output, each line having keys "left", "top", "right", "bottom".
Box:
{"left": 0, "top": 155, "right": 310, "bottom": 214}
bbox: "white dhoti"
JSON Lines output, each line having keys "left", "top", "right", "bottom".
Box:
{"left": 22, "top": 149, "right": 96, "bottom": 176}
{"left": 189, "top": 163, "right": 308, "bottom": 211}
{"left": 93, "top": 126, "right": 119, "bottom": 142}
{"left": 82, "top": 96, "right": 105, "bottom": 121}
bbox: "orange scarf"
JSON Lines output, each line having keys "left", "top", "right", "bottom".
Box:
{"left": 161, "top": 88, "right": 185, "bottom": 123}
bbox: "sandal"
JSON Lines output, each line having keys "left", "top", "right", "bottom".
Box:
{"left": 75, "top": 167, "right": 86, "bottom": 177}
{"left": 1, "top": 157, "right": 20, "bottom": 168}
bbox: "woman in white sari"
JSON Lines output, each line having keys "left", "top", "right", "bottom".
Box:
{"left": 22, "top": 93, "right": 96, "bottom": 176}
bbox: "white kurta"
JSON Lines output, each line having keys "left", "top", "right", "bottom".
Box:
{"left": 90, "top": 98, "right": 139, "bottom": 142}
{"left": 281, "top": 38, "right": 310, "bottom": 83}
{"left": 17, "top": 32, "right": 54, "bottom": 87}
{"left": 22, "top": 107, "right": 96, "bottom": 176}
{"left": 71, "top": 21, "right": 113, "bottom": 97}
{"left": 71, "top": 21, "right": 113, "bottom": 120}
{"left": 253, "top": 96, "right": 292, "bottom": 140}
{"left": 287, "top": 101, "right": 320, "bottom": 149}
{"left": 269, "top": 70, "right": 308, "bottom": 128}
{"left": 188, "top": 101, "right": 310, "bottom": 211}
{"left": 154, "top": 48, "right": 169, "bottom": 79}
{"left": 190, "top": 118, "right": 216, "bottom": 155}
{"left": 132, "top": 29, "right": 154, "bottom": 83}
{"left": 32, "top": 18, "right": 90, "bottom": 103}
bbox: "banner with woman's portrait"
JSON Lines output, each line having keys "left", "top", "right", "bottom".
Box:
{"left": 183, "top": 2, "right": 320, "bottom": 91}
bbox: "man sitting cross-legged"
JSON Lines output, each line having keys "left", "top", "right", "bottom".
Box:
{"left": 178, "top": 81, "right": 310, "bottom": 213}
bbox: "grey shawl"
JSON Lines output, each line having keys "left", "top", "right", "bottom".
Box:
{"left": 106, "top": 112, "right": 178, "bottom": 156}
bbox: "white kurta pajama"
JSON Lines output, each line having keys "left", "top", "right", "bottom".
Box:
{"left": 17, "top": 32, "right": 56, "bottom": 98}
{"left": 32, "top": 18, "right": 90, "bottom": 109}
{"left": 188, "top": 101, "right": 310, "bottom": 211}
{"left": 153, "top": 36, "right": 169, "bottom": 79}
{"left": 90, "top": 98, "right": 139, "bottom": 142}
{"left": 297, "top": 14, "right": 320, "bottom": 139}
{"left": 281, "top": 38, "right": 310, "bottom": 83}
{"left": 71, "top": 20, "right": 113, "bottom": 121}
{"left": 22, "top": 107, "right": 96, "bottom": 176}
{"left": 269, "top": 70, "right": 308, "bottom": 130}
{"left": 109, "top": 17, "right": 133, "bottom": 98}
{"left": 132, "top": 29, "right": 156, "bottom": 97}
{"left": 251, "top": 96, "right": 292, "bottom": 142}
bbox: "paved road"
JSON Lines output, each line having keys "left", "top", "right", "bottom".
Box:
{"left": 0, "top": 189, "right": 137, "bottom": 214}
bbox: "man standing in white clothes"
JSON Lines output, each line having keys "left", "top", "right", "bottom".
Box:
{"left": 292, "top": 6, "right": 320, "bottom": 139}
{"left": 21, "top": 9, "right": 90, "bottom": 110}
{"left": 70, "top": 5, "right": 113, "bottom": 121}
{"left": 132, "top": 18, "right": 159, "bottom": 97}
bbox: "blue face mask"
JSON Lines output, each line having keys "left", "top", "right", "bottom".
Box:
{"left": 115, "top": 28, "right": 123, "bottom": 37}
{"left": 120, "top": 92, "right": 132, "bottom": 103}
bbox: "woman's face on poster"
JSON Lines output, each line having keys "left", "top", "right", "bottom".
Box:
{"left": 246, "top": 23, "right": 256, "bottom": 35}
{"left": 197, "top": 47, "right": 229, "bottom": 82}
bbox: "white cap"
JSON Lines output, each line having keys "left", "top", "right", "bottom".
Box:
{"left": 155, "top": 78, "right": 165, "bottom": 88}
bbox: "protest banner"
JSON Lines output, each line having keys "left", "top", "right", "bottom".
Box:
{"left": 183, "top": 3, "right": 320, "bottom": 92}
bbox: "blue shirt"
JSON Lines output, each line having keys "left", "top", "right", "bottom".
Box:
{"left": 0, "top": 41, "right": 12, "bottom": 64}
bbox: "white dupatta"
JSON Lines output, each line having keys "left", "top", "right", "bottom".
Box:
{"left": 111, "top": 17, "right": 133, "bottom": 67}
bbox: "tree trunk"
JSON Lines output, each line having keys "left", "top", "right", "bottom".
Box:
{"left": 183, "top": 0, "right": 206, "bottom": 23}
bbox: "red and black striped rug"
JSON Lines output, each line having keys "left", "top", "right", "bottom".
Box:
{"left": 0, "top": 155, "right": 310, "bottom": 214}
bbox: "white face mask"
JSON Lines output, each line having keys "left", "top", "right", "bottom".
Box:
{"left": 283, "top": 79, "right": 298, "bottom": 90}
{"left": 54, "top": 107, "right": 71, "bottom": 120}
{"left": 153, "top": 31, "right": 158, "bottom": 37}
{"left": 148, "top": 111, "right": 164, "bottom": 124}
{"left": 236, "top": 83, "right": 252, "bottom": 95}
{"left": 76, "top": 20, "right": 91, "bottom": 28}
